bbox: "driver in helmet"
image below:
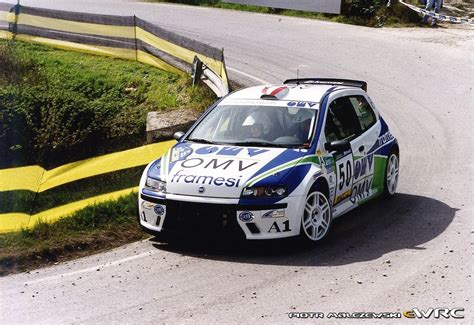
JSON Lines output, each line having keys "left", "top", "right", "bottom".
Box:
{"left": 292, "top": 110, "right": 313, "bottom": 143}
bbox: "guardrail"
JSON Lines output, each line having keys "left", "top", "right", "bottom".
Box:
{"left": 0, "top": 2, "right": 230, "bottom": 97}
{"left": 399, "top": 0, "right": 474, "bottom": 24}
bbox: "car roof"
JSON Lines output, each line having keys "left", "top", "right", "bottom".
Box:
{"left": 222, "top": 83, "right": 362, "bottom": 104}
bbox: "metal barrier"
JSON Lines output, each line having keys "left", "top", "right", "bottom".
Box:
{"left": 399, "top": 0, "right": 474, "bottom": 24}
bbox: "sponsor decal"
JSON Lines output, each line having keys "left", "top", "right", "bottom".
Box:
{"left": 171, "top": 169, "right": 242, "bottom": 188}
{"left": 323, "top": 156, "right": 334, "bottom": 173}
{"left": 171, "top": 145, "right": 193, "bottom": 162}
{"left": 312, "top": 171, "right": 322, "bottom": 180}
{"left": 329, "top": 186, "right": 336, "bottom": 200}
{"left": 222, "top": 99, "right": 293, "bottom": 107}
{"left": 334, "top": 189, "right": 351, "bottom": 204}
{"left": 378, "top": 131, "right": 394, "bottom": 147}
{"left": 350, "top": 153, "right": 375, "bottom": 203}
{"left": 350, "top": 176, "right": 373, "bottom": 204}
{"left": 287, "top": 101, "right": 318, "bottom": 108}
{"left": 193, "top": 145, "right": 269, "bottom": 157}
{"left": 239, "top": 211, "right": 254, "bottom": 222}
{"left": 268, "top": 220, "right": 291, "bottom": 233}
{"left": 353, "top": 153, "right": 374, "bottom": 182}
{"left": 153, "top": 204, "right": 165, "bottom": 216}
{"left": 180, "top": 157, "right": 258, "bottom": 172}
{"left": 141, "top": 201, "right": 155, "bottom": 210}
{"left": 262, "top": 209, "right": 285, "bottom": 219}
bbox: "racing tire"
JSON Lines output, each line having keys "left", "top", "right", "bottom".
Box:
{"left": 383, "top": 151, "right": 399, "bottom": 198}
{"left": 299, "top": 190, "right": 333, "bottom": 243}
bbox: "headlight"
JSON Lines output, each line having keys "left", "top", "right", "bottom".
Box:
{"left": 145, "top": 177, "right": 167, "bottom": 193}
{"left": 242, "top": 186, "right": 287, "bottom": 198}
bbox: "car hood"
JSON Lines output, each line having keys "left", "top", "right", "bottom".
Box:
{"left": 147, "top": 142, "right": 310, "bottom": 198}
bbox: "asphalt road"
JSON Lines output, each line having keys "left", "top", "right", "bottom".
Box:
{"left": 1, "top": 0, "right": 473, "bottom": 323}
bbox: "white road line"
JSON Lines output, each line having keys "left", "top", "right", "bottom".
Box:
{"left": 227, "top": 66, "right": 270, "bottom": 85}
{"left": 24, "top": 250, "right": 155, "bottom": 285}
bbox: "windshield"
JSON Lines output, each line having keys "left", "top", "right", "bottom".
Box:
{"left": 186, "top": 102, "right": 318, "bottom": 148}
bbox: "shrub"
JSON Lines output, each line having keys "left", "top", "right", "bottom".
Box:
{"left": 0, "top": 40, "right": 215, "bottom": 168}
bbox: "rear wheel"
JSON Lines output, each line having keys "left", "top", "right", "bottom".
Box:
{"left": 300, "top": 191, "right": 332, "bottom": 242}
{"left": 384, "top": 152, "right": 399, "bottom": 197}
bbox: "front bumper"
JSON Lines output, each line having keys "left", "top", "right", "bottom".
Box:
{"left": 138, "top": 192, "right": 303, "bottom": 240}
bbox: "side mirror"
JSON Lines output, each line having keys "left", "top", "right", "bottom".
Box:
{"left": 173, "top": 131, "right": 185, "bottom": 141}
{"left": 324, "top": 139, "right": 351, "bottom": 152}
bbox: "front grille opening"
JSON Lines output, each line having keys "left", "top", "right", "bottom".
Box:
{"left": 163, "top": 201, "right": 243, "bottom": 237}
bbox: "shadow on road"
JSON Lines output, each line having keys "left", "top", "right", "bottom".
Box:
{"left": 151, "top": 193, "right": 456, "bottom": 266}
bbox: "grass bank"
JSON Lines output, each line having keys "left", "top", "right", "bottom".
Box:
{"left": 0, "top": 193, "right": 148, "bottom": 275}
{"left": 146, "top": 0, "right": 421, "bottom": 27}
{"left": 0, "top": 40, "right": 215, "bottom": 169}
{"left": 0, "top": 40, "right": 216, "bottom": 274}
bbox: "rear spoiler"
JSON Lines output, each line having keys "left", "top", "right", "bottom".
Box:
{"left": 283, "top": 78, "right": 367, "bottom": 92}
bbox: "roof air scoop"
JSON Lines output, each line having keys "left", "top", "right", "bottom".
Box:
{"left": 260, "top": 86, "right": 289, "bottom": 99}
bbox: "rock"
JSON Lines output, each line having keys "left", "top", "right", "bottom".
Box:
{"left": 146, "top": 109, "right": 201, "bottom": 143}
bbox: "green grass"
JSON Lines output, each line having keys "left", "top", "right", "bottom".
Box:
{"left": 0, "top": 40, "right": 215, "bottom": 169}
{"left": 146, "top": 0, "right": 421, "bottom": 27}
{"left": 0, "top": 193, "right": 147, "bottom": 275}
{"left": 0, "top": 40, "right": 218, "bottom": 274}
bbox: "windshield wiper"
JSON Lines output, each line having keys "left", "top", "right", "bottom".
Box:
{"left": 186, "top": 138, "right": 215, "bottom": 144}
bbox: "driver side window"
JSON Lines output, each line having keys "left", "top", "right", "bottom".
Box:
{"left": 325, "top": 97, "right": 361, "bottom": 142}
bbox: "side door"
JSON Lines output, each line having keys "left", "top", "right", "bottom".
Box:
{"left": 346, "top": 94, "right": 381, "bottom": 204}
{"left": 323, "top": 95, "right": 361, "bottom": 211}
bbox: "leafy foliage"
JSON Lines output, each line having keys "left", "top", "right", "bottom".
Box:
{"left": 0, "top": 40, "right": 215, "bottom": 168}
{"left": 344, "top": 0, "right": 384, "bottom": 18}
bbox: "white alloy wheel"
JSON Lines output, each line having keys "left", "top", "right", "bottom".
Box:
{"left": 386, "top": 154, "right": 399, "bottom": 195}
{"left": 301, "top": 191, "right": 332, "bottom": 241}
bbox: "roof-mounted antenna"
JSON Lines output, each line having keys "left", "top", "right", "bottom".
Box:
{"left": 296, "top": 69, "right": 300, "bottom": 85}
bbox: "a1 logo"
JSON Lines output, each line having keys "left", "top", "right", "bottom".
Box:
{"left": 268, "top": 220, "right": 291, "bottom": 233}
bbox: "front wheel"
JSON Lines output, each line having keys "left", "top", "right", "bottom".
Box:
{"left": 384, "top": 152, "right": 399, "bottom": 197}
{"left": 300, "top": 191, "right": 332, "bottom": 242}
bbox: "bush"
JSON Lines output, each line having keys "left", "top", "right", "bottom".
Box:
{"left": 343, "top": 0, "right": 384, "bottom": 18}
{"left": 0, "top": 40, "right": 215, "bottom": 168}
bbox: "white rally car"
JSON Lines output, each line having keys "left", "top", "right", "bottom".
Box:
{"left": 138, "top": 78, "right": 399, "bottom": 242}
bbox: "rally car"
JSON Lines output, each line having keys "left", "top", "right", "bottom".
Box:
{"left": 138, "top": 78, "right": 399, "bottom": 242}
